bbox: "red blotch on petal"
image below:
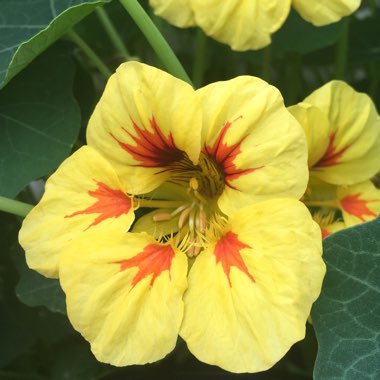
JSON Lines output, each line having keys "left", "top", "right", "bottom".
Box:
{"left": 340, "top": 193, "right": 377, "bottom": 222}
{"left": 321, "top": 228, "right": 331, "bottom": 239}
{"left": 203, "top": 117, "right": 260, "bottom": 189}
{"left": 315, "top": 132, "right": 349, "bottom": 167}
{"left": 214, "top": 231, "right": 255, "bottom": 287}
{"left": 116, "top": 244, "right": 175, "bottom": 288}
{"left": 111, "top": 117, "right": 184, "bottom": 168}
{"left": 65, "top": 181, "right": 131, "bottom": 230}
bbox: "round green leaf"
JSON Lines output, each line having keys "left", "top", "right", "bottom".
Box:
{"left": 0, "top": 46, "right": 80, "bottom": 198}
{"left": 0, "top": 0, "right": 110, "bottom": 88}
{"left": 312, "top": 218, "right": 380, "bottom": 380}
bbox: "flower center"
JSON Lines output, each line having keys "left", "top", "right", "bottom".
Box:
{"left": 168, "top": 152, "right": 225, "bottom": 200}
{"left": 136, "top": 153, "right": 226, "bottom": 257}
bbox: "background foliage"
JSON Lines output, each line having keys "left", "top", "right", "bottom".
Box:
{"left": 0, "top": 1, "right": 379, "bottom": 379}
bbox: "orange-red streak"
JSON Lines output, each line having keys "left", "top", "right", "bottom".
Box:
{"left": 204, "top": 117, "right": 260, "bottom": 189}
{"left": 214, "top": 231, "right": 255, "bottom": 287}
{"left": 116, "top": 244, "right": 175, "bottom": 288}
{"left": 315, "top": 132, "right": 349, "bottom": 167}
{"left": 65, "top": 181, "right": 131, "bottom": 230}
{"left": 340, "top": 193, "right": 377, "bottom": 222}
{"left": 111, "top": 117, "right": 183, "bottom": 168}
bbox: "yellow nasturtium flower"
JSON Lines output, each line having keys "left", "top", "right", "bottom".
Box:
{"left": 289, "top": 81, "right": 380, "bottom": 186}
{"left": 149, "top": 0, "right": 360, "bottom": 51}
{"left": 19, "top": 62, "right": 325, "bottom": 373}
{"left": 290, "top": 80, "right": 380, "bottom": 237}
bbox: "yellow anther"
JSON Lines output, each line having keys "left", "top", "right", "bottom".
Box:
{"left": 189, "top": 177, "right": 199, "bottom": 190}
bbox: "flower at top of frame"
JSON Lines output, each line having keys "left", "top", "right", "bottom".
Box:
{"left": 149, "top": 0, "right": 361, "bottom": 51}
{"left": 19, "top": 62, "right": 325, "bottom": 373}
{"left": 289, "top": 80, "right": 380, "bottom": 187}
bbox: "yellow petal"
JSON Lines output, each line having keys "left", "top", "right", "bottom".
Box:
{"left": 198, "top": 76, "right": 308, "bottom": 215}
{"left": 87, "top": 62, "right": 202, "bottom": 194}
{"left": 322, "top": 221, "right": 346, "bottom": 238}
{"left": 60, "top": 231, "right": 188, "bottom": 366}
{"left": 293, "top": 0, "right": 360, "bottom": 26}
{"left": 18, "top": 146, "right": 134, "bottom": 278}
{"left": 180, "top": 199, "right": 324, "bottom": 373}
{"left": 149, "top": 0, "right": 195, "bottom": 27}
{"left": 288, "top": 102, "right": 330, "bottom": 167}
{"left": 301, "top": 81, "right": 380, "bottom": 185}
{"left": 337, "top": 181, "right": 380, "bottom": 226}
{"left": 189, "top": 0, "right": 291, "bottom": 51}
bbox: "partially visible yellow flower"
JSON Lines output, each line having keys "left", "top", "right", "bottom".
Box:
{"left": 305, "top": 179, "right": 380, "bottom": 236}
{"left": 289, "top": 81, "right": 380, "bottom": 186}
{"left": 19, "top": 62, "right": 325, "bottom": 373}
{"left": 292, "top": 0, "right": 361, "bottom": 26}
{"left": 149, "top": 0, "right": 360, "bottom": 51}
{"left": 312, "top": 210, "right": 345, "bottom": 239}
{"left": 337, "top": 181, "right": 380, "bottom": 226}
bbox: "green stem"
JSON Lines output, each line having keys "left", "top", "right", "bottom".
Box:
{"left": 67, "top": 29, "right": 112, "bottom": 79}
{"left": 369, "top": 61, "right": 380, "bottom": 97}
{"left": 119, "top": 0, "right": 192, "bottom": 85}
{"left": 286, "top": 52, "right": 302, "bottom": 106}
{"left": 334, "top": 19, "right": 349, "bottom": 80}
{"left": 192, "top": 29, "right": 208, "bottom": 88}
{"left": 0, "top": 196, "right": 33, "bottom": 217}
{"left": 369, "top": 0, "right": 377, "bottom": 13}
{"left": 261, "top": 45, "right": 272, "bottom": 82}
{"left": 96, "top": 7, "right": 132, "bottom": 60}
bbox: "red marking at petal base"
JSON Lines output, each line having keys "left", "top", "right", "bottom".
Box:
{"left": 111, "top": 117, "right": 184, "bottom": 168}
{"left": 340, "top": 193, "right": 377, "bottom": 222}
{"left": 203, "top": 117, "right": 260, "bottom": 189}
{"left": 214, "top": 231, "right": 255, "bottom": 287}
{"left": 65, "top": 181, "right": 131, "bottom": 230}
{"left": 315, "top": 132, "right": 349, "bottom": 167}
{"left": 116, "top": 244, "right": 175, "bottom": 287}
{"left": 321, "top": 228, "right": 331, "bottom": 239}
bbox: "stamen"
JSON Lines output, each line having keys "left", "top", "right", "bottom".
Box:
{"left": 152, "top": 213, "right": 172, "bottom": 222}
{"left": 178, "top": 207, "right": 193, "bottom": 229}
{"left": 195, "top": 209, "right": 207, "bottom": 234}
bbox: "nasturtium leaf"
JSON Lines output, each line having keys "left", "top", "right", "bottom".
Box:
{"left": 312, "top": 217, "right": 380, "bottom": 380}
{"left": 271, "top": 11, "right": 346, "bottom": 54}
{"left": 13, "top": 244, "right": 66, "bottom": 314}
{"left": 0, "top": 46, "right": 80, "bottom": 198}
{"left": 0, "top": 0, "right": 110, "bottom": 88}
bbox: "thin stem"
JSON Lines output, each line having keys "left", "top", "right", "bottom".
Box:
{"left": 369, "top": 0, "right": 377, "bottom": 14}
{"left": 67, "top": 29, "right": 112, "bottom": 79}
{"left": 119, "top": 0, "right": 192, "bottom": 85}
{"left": 334, "top": 19, "right": 349, "bottom": 80}
{"left": 303, "top": 200, "right": 339, "bottom": 209}
{"left": 0, "top": 196, "right": 33, "bottom": 217}
{"left": 96, "top": 7, "right": 132, "bottom": 60}
{"left": 286, "top": 52, "right": 302, "bottom": 106}
{"left": 135, "top": 198, "right": 184, "bottom": 209}
{"left": 261, "top": 45, "right": 272, "bottom": 82}
{"left": 192, "top": 29, "right": 208, "bottom": 88}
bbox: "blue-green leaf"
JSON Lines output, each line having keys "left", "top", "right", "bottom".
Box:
{"left": 0, "top": 0, "right": 110, "bottom": 88}
{"left": 312, "top": 218, "right": 380, "bottom": 380}
{"left": 0, "top": 46, "right": 80, "bottom": 197}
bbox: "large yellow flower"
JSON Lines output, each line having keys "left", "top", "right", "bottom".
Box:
{"left": 149, "top": 0, "right": 360, "bottom": 51}
{"left": 19, "top": 62, "right": 325, "bottom": 373}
